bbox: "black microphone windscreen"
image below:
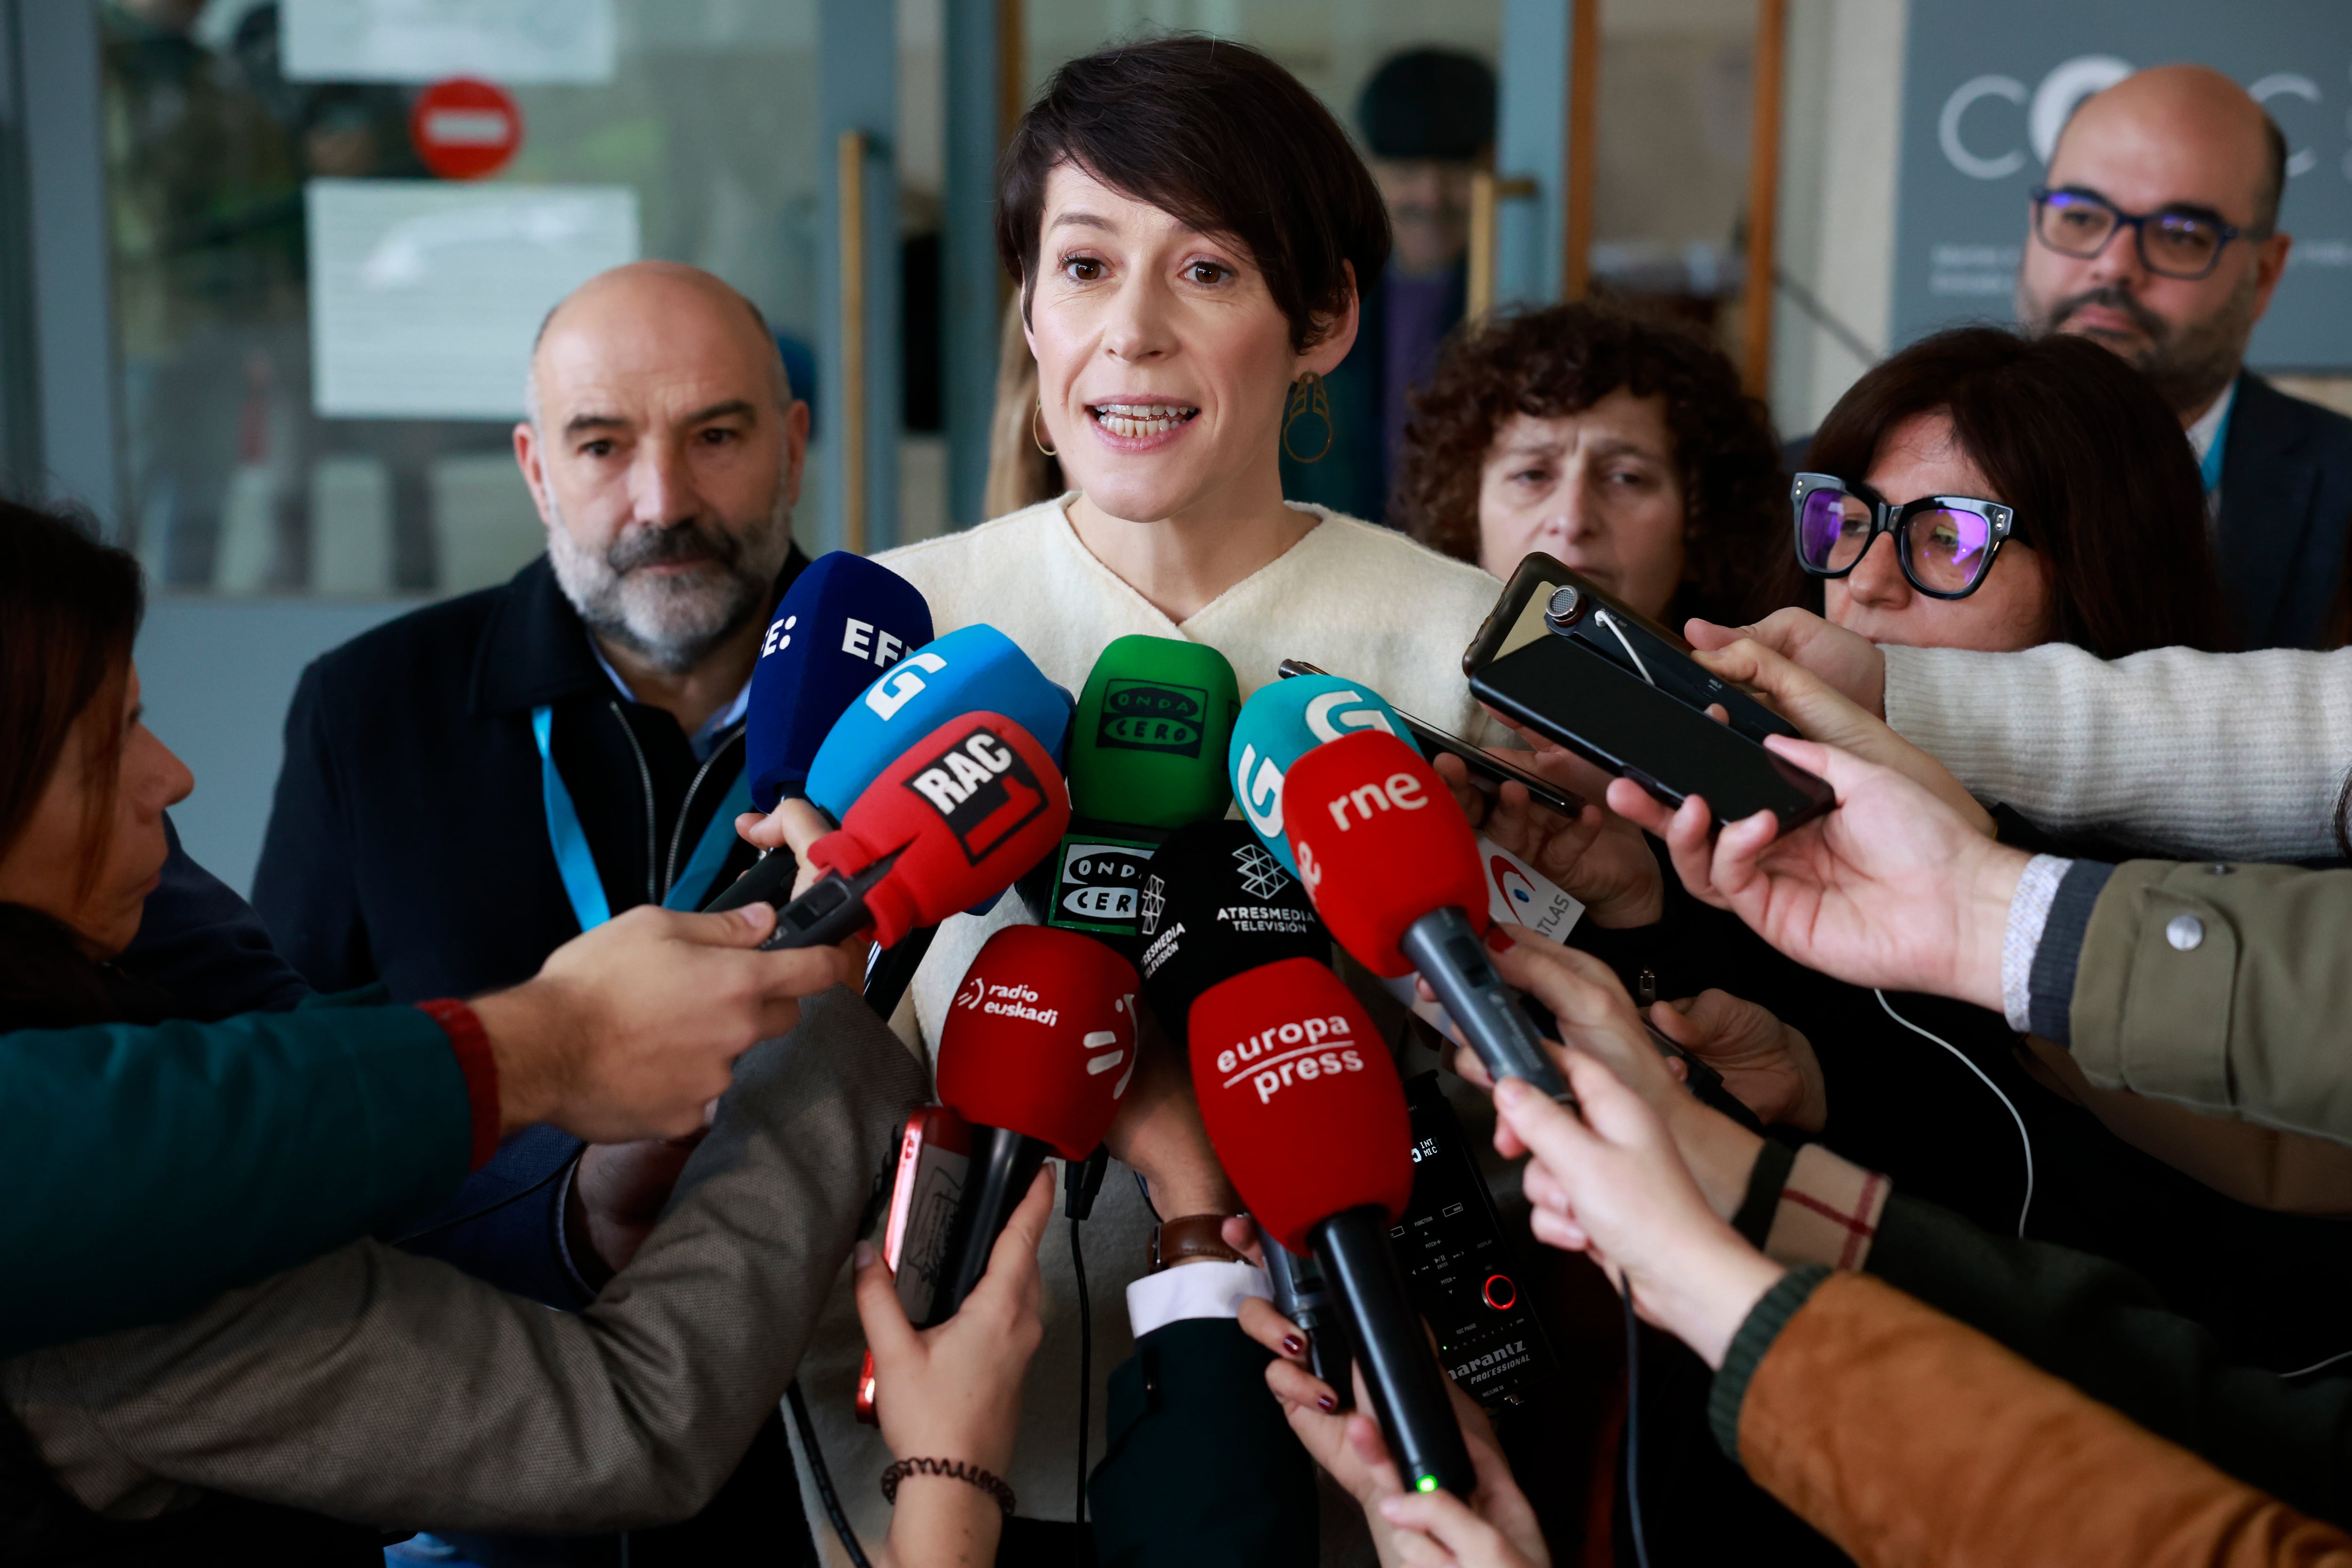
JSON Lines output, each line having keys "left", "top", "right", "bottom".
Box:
{"left": 1136, "top": 819, "right": 1332, "bottom": 1041}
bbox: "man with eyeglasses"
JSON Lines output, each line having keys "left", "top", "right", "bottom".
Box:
{"left": 2017, "top": 64, "right": 2352, "bottom": 652}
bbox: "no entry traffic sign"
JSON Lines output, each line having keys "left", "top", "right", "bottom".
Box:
{"left": 410, "top": 77, "right": 522, "bottom": 180}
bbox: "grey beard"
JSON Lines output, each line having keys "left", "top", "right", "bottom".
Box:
{"left": 545, "top": 492, "right": 796, "bottom": 676}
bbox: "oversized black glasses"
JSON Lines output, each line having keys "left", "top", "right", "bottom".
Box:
{"left": 1791, "top": 473, "right": 2016, "bottom": 600}
{"left": 2028, "top": 185, "right": 2252, "bottom": 281}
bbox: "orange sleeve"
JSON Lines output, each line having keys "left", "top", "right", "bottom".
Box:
{"left": 1737, "top": 1273, "right": 2352, "bottom": 1568}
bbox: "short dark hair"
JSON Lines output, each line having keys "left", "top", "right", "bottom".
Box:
{"left": 1808, "top": 326, "right": 2233, "bottom": 659}
{"left": 1394, "top": 302, "right": 1797, "bottom": 627}
{"left": 1359, "top": 48, "right": 1496, "bottom": 161}
{"left": 0, "top": 501, "right": 144, "bottom": 893}
{"left": 997, "top": 35, "right": 1391, "bottom": 351}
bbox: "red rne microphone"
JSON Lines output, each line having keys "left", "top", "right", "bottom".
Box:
{"left": 763, "top": 711, "right": 1070, "bottom": 950}
{"left": 1188, "top": 957, "right": 1470, "bottom": 1498}
{"left": 928, "top": 925, "right": 1140, "bottom": 1318}
{"left": 1282, "top": 732, "right": 1571, "bottom": 1101}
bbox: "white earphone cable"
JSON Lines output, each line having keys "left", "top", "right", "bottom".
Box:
{"left": 1875, "top": 989, "right": 2034, "bottom": 1237}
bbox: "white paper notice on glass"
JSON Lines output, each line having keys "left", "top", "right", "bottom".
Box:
{"left": 307, "top": 179, "right": 639, "bottom": 420}
{"left": 282, "top": 0, "right": 617, "bottom": 85}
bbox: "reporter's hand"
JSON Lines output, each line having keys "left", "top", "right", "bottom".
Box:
{"left": 1107, "top": 1009, "right": 1239, "bottom": 1219}
{"left": 569, "top": 1133, "right": 706, "bottom": 1278}
{"left": 475, "top": 902, "right": 860, "bottom": 1142}
{"left": 1647, "top": 989, "right": 1828, "bottom": 1133}
{"left": 855, "top": 1165, "right": 1052, "bottom": 1478}
{"left": 1604, "top": 739, "right": 2026, "bottom": 1013}
{"left": 1494, "top": 1057, "right": 1784, "bottom": 1369}
{"left": 735, "top": 796, "right": 834, "bottom": 899}
{"left": 1690, "top": 638, "right": 1991, "bottom": 835}
{"left": 1684, "top": 608, "right": 1886, "bottom": 718}
{"left": 1433, "top": 754, "right": 1663, "bottom": 928}
{"left": 1470, "top": 939, "right": 1764, "bottom": 1222}
{"left": 1238, "top": 1298, "right": 1548, "bottom": 1568}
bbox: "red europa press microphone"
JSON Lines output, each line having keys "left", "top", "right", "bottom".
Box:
{"left": 763, "top": 711, "right": 1071, "bottom": 950}
{"left": 932, "top": 924, "right": 1141, "bottom": 1313}
{"left": 1281, "top": 732, "right": 1571, "bottom": 1100}
{"left": 1188, "top": 957, "right": 1472, "bottom": 1498}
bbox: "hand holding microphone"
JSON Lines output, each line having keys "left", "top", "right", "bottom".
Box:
{"left": 1280, "top": 731, "right": 1572, "bottom": 1104}
{"left": 723, "top": 710, "right": 1073, "bottom": 954}
{"left": 930, "top": 924, "right": 1141, "bottom": 1318}
{"left": 1189, "top": 957, "right": 1473, "bottom": 1498}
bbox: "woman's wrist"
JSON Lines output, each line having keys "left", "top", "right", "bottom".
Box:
{"left": 1665, "top": 1098, "right": 1765, "bottom": 1222}
{"left": 1641, "top": 1234, "right": 1786, "bottom": 1371}
{"left": 886, "top": 1468, "right": 1009, "bottom": 1568}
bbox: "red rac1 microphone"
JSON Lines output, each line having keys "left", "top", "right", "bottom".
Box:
{"left": 756, "top": 712, "right": 1071, "bottom": 951}
{"left": 1282, "top": 732, "right": 1571, "bottom": 1103}
{"left": 930, "top": 924, "right": 1141, "bottom": 1319}
{"left": 1189, "top": 958, "right": 1472, "bottom": 1499}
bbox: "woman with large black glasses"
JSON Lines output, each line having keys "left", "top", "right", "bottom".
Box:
{"left": 1793, "top": 326, "right": 2230, "bottom": 658}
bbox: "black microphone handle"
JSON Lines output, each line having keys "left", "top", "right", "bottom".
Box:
{"left": 1262, "top": 1233, "right": 1355, "bottom": 1410}
{"left": 863, "top": 926, "right": 938, "bottom": 1018}
{"left": 703, "top": 847, "right": 800, "bottom": 913}
{"left": 935, "top": 1124, "right": 1052, "bottom": 1322}
{"left": 1312, "top": 1205, "right": 1475, "bottom": 1498}
{"left": 1398, "top": 907, "right": 1574, "bottom": 1104}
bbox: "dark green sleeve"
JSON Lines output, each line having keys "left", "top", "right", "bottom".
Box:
{"left": 2, "top": 1001, "right": 473, "bottom": 1356}
{"left": 1867, "top": 1191, "right": 2352, "bottom": 1528}
{"left": 1088, "top": 1316, "right": 1318, "bottom": 1567}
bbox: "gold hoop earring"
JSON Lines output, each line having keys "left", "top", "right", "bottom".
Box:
{"left": 1282, "top": 371, "right": 1334, "bottom": 464}
{"left": 1033, "top": 399, "right": 1058, "bottom": 458}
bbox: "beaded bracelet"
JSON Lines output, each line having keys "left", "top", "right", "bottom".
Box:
{"left": 879, "top": 1456, "right": 1017, "bottom": 1517}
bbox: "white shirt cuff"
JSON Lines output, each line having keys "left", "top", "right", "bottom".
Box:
{"left": 2001, "top": 853, "right": 2071, "bottom": 1034}
{"left": 1124, "top": 1259, "right": 1272, "bottom": 1339}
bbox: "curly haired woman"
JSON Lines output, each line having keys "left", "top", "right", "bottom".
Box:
{"left": 1393, "top": 301, "right": 1797, "bottom": 623}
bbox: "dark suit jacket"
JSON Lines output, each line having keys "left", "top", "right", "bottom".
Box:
{"left": 2216, "top": 372, "right": 2352, "bottom": 651}
{"left": 1280, "top": 264, "right": 1468, "bottom": 526}
{"left": 1088, "top": 1316, "right": 1319, "bottom": 1566}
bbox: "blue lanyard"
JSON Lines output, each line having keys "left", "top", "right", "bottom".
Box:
{"left": 531, "top": 705, "right": 752, "bottom": 932}
{"left": 2198, "top": 394, "right": 2234, "bottom": 495}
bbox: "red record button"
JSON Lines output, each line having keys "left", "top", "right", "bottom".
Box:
{"left": 1482, "top": 1273, "right": 1517, "bottom": 1311}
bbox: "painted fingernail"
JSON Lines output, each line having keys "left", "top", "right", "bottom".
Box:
{"left": 1494, "top": 1076, "right": 1527, "bottom": 1106}
{"left": 853, "top": 1240, "right": 875, "bottom": 1268}
{"left": 1282, "top": 1335, "right": 1305, "bottom": 1356}
{"left": 1317, "top": 1393, "right": 1338, "bottom": 1413}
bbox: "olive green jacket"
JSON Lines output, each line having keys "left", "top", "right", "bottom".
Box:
{"left": 2072, "top": 861, "right": 2352, "bottom": 1147}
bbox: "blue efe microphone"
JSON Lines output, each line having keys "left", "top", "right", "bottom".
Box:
{"left": 1228, "top": 673, "right": 1407, "bottom": 876}
{"left": 804, "top": 623, "right": 1074, "bottom": 825}
{"left": 746, "top": 551, "right": 934, "bottom": 812}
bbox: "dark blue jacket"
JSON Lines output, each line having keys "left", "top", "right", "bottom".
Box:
{"left": 2216, "top": 371, "right": 2352, "bottom": 651}
{"left": 252, "top": 550, "right": 802, "bottom": 1310}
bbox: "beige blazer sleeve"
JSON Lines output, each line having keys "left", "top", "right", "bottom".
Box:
{"left": 2070, "top": 861, "right": 2352, "bottom": 1149}
{"left": 6, "top": 986, "right": 928, "bottom": 1534}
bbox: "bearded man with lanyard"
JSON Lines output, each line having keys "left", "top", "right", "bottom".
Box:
{"left": 253, "top": 261, "right": 817, "bottom": 1566}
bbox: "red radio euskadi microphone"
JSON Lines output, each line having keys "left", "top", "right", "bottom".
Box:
{"left": 1188, "top": 957, "right": 1471, "bottom": 1498}
{"left": 1281, "top": 731, "right": 1571, "bottom": 1101}
{"left": 931, "top": 924, "right": 1140, "bottom": 1315}
{"left": 762, "top": 711, "right": 1071, "bottom": 950}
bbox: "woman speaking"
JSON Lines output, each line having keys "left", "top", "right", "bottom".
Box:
{"left": 817, "top": 34, "right": 1641, "bottom": 1552}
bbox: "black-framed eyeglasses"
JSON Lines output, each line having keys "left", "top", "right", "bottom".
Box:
{"left": 1791, "top": 473, "right": 2016, "bottom": 600}
{"left": 2028, "top": 185, "right": 2253, "bottom": 281}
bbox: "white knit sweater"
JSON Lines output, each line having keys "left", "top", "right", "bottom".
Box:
{"left": 1883, "top": 641, "right": 2352, "bottom": 861}
{"left": 787, "top": 497, "right": 1510, "bottom": 1549}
